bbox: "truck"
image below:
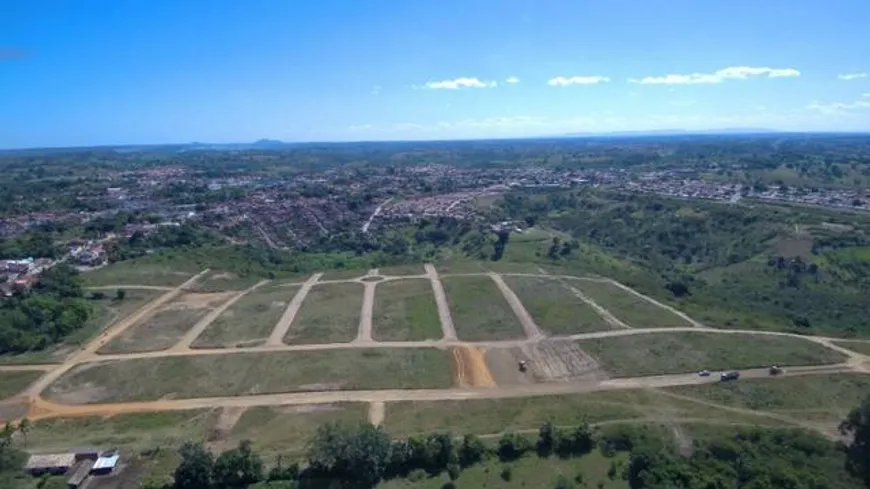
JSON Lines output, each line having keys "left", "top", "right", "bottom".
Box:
{"left": 720, "top": 371, "right": 740, "bottom": 382}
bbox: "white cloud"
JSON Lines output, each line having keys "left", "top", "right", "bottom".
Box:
{"left": 838, "top": 73, "right": 867, "bottom": 81}
{"left": 505, "top": 76, "right": 520, "bottom": 84}
{"left": 421, "top": 77, "right": 497, "bottom": 89}
{"left": 806, "top": 99, "right": 870, "bottom": 114}
{"left": 547, "top": 75, "right": 610, "bottom": 86}
{"left": 629, "top": 66, "right": 800, "bottom": 85}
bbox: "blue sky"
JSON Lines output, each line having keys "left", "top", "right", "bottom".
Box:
{"left": 2, "top": 0, "right": 869, "bottom": 148}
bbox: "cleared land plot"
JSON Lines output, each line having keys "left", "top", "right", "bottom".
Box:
{"left": 285, "top": 282, "right": 363, "bottom": 344}
{"left": 378, "top": 264, "right": 426, "bottom": 276}
{"left": 26, "top": 410, "right": 217, "bottom": 452}
{"left": 372, "top": 279, "right": 442, "bottom": 341}
{"left": 186, "top": 271, "right": 262, "bottom": 293}
{"left": 582, "top": 332, "right": 847, "bottom": 377}
{"left": 442, "top": 276, "right": 525, "bottom": 341}
{"left": 82, "top": 263, "right": 196, "bottom": 287}
{"left": 435, "top": 260, "right": 489, "bottom": 275}
{"left": 99, "top": 292, "right": 233, "bottom": 353}
{"left": 0, "top": 371, "right": 43, "bottom": 399}
{"left": 503, "top": 276, "right": 612, "bottom": 334}
{"left": 573, "top": 281, "right": 694, "bottom": 328}
{"left": 321, "top": 268, "right": 368, "bottom": 280}
{"left": 45, "top": 348, "right": 453, "bottom": 403}
{"left": 229, "top": 403, "right": 367, "bottom": 455}
{"left": 193, "top": 286, "right": 299, "bottom": 348}
{"left": 379, "top": 451, "right": 628, "bottom": 489}
{"left": 833, "top": 340, "right": 870, "bottom": 355}
{"left": 669, "top": 373, "right": 870, "bottom": 423}
{"left": 0, "top": 290, "right": 161, "bottom": 365}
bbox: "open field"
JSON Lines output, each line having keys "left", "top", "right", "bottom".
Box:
{"left": 379, "top": 451, "right": 629, "bottom": 489}
{"left": 372, "top": 279, "right": 442, "bottom": 341}
{"left": 227, "top": 403, "right": 367, "bottom": 456}
{"left": 377, "top": 264, "right": 426, "bottom": 276}
{"left": 503, "top": 276, "right": 612, "bottom": 334}
{"left": 193, "top": 286, "right": 299, "bottom": 348}
{"left": 573, "top": 281, "right": 694, "bottom": 328}
{"left": 321, "top": 268, "right": 368, "bottom": 280}
{"left": 0, "top": 290, "right": 162, "bottom": 365}
{"left": 45, "top": 349, "right": 453, "bottom": 404}
{"left": 285, "top": 282, "right": 363, "bottom": 344}
{"left": 834, "top": 340, "right": 870, "bottom": 355}
{"left": 0, "top": 371, "right": 43, "bottom": 399}
{"left": 434, "top": 260, "right": 490, "bottom": 275}
{"left": 667, "top": 373, "right": 870, "bottom": 424}
{"left": 99, "top": 292, "right": 234, "bottom": 353}
{"left": 581, "top": 332, "right": 847, "bottom": 377}
{"left": 442, "top": 276, "right": 525, "bottom": 341}
{"left": 186, "top": 271, "right": 263, "bottom": 292}
{"left": 81, "top": 262, "right": 197, "bottom": 287}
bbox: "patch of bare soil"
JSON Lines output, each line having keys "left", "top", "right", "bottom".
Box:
{"left": 168, "top": 292, "right": 235, "bottom": 310}
{"left": 48, "top": 381, "right": 110, "bottom": 405}
{"left": 276, "top": 404, "right": 344, "bottom": 414}
{"left": 488, "top": 339, "right": 607, "bottom": 386}
{"left": 485, "top": 347, "right": 533, "bottom": 387}
{"left": 451, "top": 346, "right": 496, "bottom": 388}
{"left": 210, "top": 272, "right": 236, "bottom": 280}
{"left": 0, "top": 399, "right": 29, "bottom": 421}
{"left": 209, "top": 406, "right": 248, "bottom": 442}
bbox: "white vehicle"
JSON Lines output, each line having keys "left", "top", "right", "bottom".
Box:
{"left": 698, "top": 370, "right": 711, "bottom": 377}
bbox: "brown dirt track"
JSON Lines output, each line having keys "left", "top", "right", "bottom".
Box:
{"left": 451, "top": 346, "right": 496, "bottom": 388}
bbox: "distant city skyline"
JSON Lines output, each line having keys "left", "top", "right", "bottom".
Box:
{"left": 2, "top": 0, "right": 869, "bottom": 148}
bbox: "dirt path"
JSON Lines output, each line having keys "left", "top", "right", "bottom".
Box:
{"left": 561, "top": 280, "right": 630, "bottom": 329}
{"left": 355, "top": 279, "right": 376, "bottom": 343}
{"left": 451, "top": 346, "right": 497, "bottom": 388}
{"left": 489, "top": 273, "right": 544, "bottom": 340}
{"left": 266, "top": 273, "right": 323, "bottom": 347}
{"left": 425, "top": 264, "right": 458, "bottom": 341}
{"left": 20, "top": 269, "right": 211, "bottom": 398}
{"left": 368, "top": 401, "right": 385, "bottom": 426}
{"left": 0, "top": 364, "right": 56, "bottom": 372}
{"left": 172, "top": 280, "right": 270, "bottom": 351}
{"left": 362, "top": 198, "right": 393, "bottom": 233}
{"left": 605, "top": 279, "right": 706, "bottom": 328}
{"left": 86, "top": 285, "right": 175, "bottom": 291}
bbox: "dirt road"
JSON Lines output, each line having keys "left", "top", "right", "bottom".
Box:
{"left": 0, "top": 364, "right": 57, "bottom": 372}
{"left": 425, "top": 264, "right": 458, "bottom": 340}
{"left": 368, "top": 401, "right": 385, "bottom": 426}
{"left": 605, "top": 279, "right": 706, "bottom": 328}
{"left": 562, "top": 281, "right": 630, "bottom": 329}
{"left": 86, "top": 285, "right": 175, "bottom": 291}
{"left": 489, "top": 273, "right": 544, "bottom": 340}
{"left": 354, "top": 271, "right": 377, "bottom": 343}
{"left": 266, "top": 273, "right": 323, "bottom": 346}
{"left": 172, "top": 279, "right": 270, "bottom": 351}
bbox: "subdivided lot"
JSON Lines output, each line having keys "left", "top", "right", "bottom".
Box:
{"left": 45, "top": 348, "right": 453, "bottom": 404}
{"left": 186, "top": 271, "right": 263, "bottom": 293}
{"left": 99, "top": 292, "right": 234, "bottom": 353}
{"left": 833, "top": 340, "right": 870, "bottom": 355}
{"left": 442, "top": 276, "right": 525, "bottom": 341}
{"left": 228, "top": 403, "right": 368, "bottom": 456}
{"left": 82, "top": 262, "right": 196, "bottom": 287}
{"left": 379, "top": 451, "right": 629, "bottom": 489}
{"left": 377, "top": 264, "right": 426, "bottom": 276}
{"left": 573, "top": 281, "right": 694, "bottom": 328}
{"left": 582, "top": 332, "right": 846, "bottom": 377}
{"left": 503, "top": 276, "right": 612, "bottom": 334}
{"left": 0, "top": 290, "right": 162, "bottom": 365}
{"left": 321, "top": 268, "right": 369, "bottom": 280}
{"left": 668, "top": 373, "right": 870, "bottom": 424}
{"left": 0, "top": 370, "right": 43, "bottom": 400}
{"left": 373, "top": 279, "right": 442, "bottom": 341}
{"left": 26, "top": 410, "right": 218, "bottom": 452}
{"left": 434, "top": 260, "right": 489, "bottom": 275}
{"left": 193, "top": 286, "right": 299, "bottom": 348}
{"left": 285, "top": 282, "right": 363, "bottom": 344}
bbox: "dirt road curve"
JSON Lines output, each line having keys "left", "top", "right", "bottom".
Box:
{"left": 266, "top": 272, "right": 323, "bottom": 346}
{"left": 425, "top": 264, "right": 458, "bottom": 341}
{"left": 172, "top": 279, "right": 270, "bottom": 351}
{"left": 489, "top": 273, "right": 544, "bottom": 340}
{"left": 86, "top": 285, "right": 175, "bottom": 291}
{"left": 23, "top": 364, "right": 854, "bottom": 422}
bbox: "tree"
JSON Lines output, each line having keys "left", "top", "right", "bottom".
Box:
{"left": 458, "top": 434, "right": 486, "bottom": 468}
{"left": 116, "top": 289, "right": 126, "bottom": 301}
{"left": 497, "top": 433, "right": 532, "bottom": 462}
{"left": 537, "top": 420, "right": 560, "bottom": 457}
{"left": 840, "top": 395, "right": 870, "bottom": 487}
{"left": 17, "top": 418, "right": 30, "bottom": 449}
{"left": 173, "top": 442, "right": 214, "bottom": 489}
{"left": 306, "top": 422, "right": 392, "bottom": 488}
{"left": 0, "top": 422, "right": 13, "bottom": 449}
{"left": 213, "top": 440, "right": 263, "bottom": 488}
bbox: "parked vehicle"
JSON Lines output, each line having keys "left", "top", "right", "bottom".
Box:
{"left": 720, "top": 371, "right": 740, "bottom": 382}
{"left": 698, "top": 370, "right": 711, "bottom": 377}
{"left": 769, "top": 365, "right": 783, "bottom": 375}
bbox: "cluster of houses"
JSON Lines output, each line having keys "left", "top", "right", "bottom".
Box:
{"left": 24, "top": 448, "right": 121, "bottom": 488}
{"left": 0, "top": 257, "right": 52, "bottom": 297}
{"left": 67, "top": 240, "right": 108, "bottom": 267}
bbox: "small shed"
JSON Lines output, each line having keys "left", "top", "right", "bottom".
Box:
{"left": 67, "top": 459, "right": 95, "bottom": 489}
{"left": 91, "top": 453, "right": 120, "bottom": 475}
{"left": 24, "top": 453, "right": 77, "bottom": 476}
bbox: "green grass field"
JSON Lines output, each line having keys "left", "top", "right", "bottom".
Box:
{"left": 442, "top": 276, "right": 525, "bottom": 341}
{"left": 372, "top": 279, "right": 442, "bottom": 341}
{"left": 377, "top": 264, "right": 426, "bottom": 276}
{"left": 582, "top": 332, "right": 846, "bottom": 377}
{"left": 379, "top": 451, "right": 629, "bottom": 489}
{"left": 435, "top": 260, "right": 490, "bottom": 275}
{"left": 833, "top": 340, "right": 870, "bottom": 355}
{"left": 503, "top": 276, "right": 612, "bottom": 334}
{"left": 229, "top": 403, "right": 368, "bottom": 456}
{"left": 0, "top": 290, "right": 162, "bottom": 364}
{"left": 186, "top": 271, "right": 263, "bottom": 292}
{"left": 45, "top": 348, "right": 453, "bottom": 403}
{"left": 0, "top": 371, "right": 43, "bottom": 400}
{"left": 285, "top": 283, "right": 363, "bottom": 344}
{"left": 81, "top": 262, "right": 198, "bottom": 287}
{"left": 100, "top": 292, "right": 233, "bottom": 353}
{"left": 573, "top": 281, "right": 695, "bottom": 328}
{"left": 321, "top": 268, "right": 369, "bottom": 280}
{"left": 193, "top": 286, "right": 299, "bottom": 348}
